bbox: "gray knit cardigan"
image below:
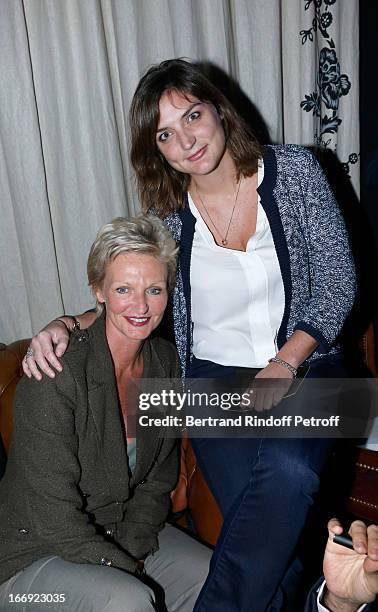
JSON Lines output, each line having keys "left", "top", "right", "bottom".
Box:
{"left": 162, "top": 145, "right": 356, "bottom": 377}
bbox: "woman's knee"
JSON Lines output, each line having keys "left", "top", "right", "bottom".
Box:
{"left": 62, "top": 567, "right": 156, "bottom": 612}
{"left": 257, "top": 439, "right": 330, "bottom": 497}
{"left": 98, "top": 577, "right": 155, "bottom": 612}
{"left": 9, "top": 556, "right": 156, "bottom": 612}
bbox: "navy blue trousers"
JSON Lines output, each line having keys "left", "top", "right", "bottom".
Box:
{"left": 188, "top": 355, "right": 345, "bottom": 612}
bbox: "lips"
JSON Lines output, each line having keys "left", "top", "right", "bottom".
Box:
{"left": 124, "top": 317, "right": 150, "bottom": 327}
{"left": 187, "top": 145, "right": 207, "bottom": 162}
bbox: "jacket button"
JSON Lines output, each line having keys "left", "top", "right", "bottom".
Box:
{"left": 18, "top": 528, "right": 29, "bottom": 535}
{"left": 101, "top": 557, "right": 112, "bottom": 567}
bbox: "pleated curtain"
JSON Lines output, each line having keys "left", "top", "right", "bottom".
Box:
{"left": 0, "top": 0, "right": 359, "bottom": 342}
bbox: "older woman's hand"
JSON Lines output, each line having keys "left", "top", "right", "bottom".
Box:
{"left": 322, "top": 519, "right": 378, "bottom": 611}
{"left": 22, "top": 319, "right": 69, "bottom": 380}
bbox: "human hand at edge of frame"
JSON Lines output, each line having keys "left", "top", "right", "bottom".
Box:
{"left": 22, "top": 319, "right": 70, "bottom": 380}
{"left": 242, "top": 361, "right": 294, "bottom": 412}
{"left": 322, "top": 518, "right": 378, "bottom": 611}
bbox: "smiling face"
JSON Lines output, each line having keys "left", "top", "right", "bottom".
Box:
{"left": 95, "top": 252, "right": 168, "bottom": 348}
{"left": 156, "top": 90, "right": 227, "bottom": 177}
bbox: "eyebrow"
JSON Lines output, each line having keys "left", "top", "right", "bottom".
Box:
{"left": 156, "top": 102, "right": 202, "bottom": 133}
{"left": 111, "top": 279, "right": 167, "bottom": 285}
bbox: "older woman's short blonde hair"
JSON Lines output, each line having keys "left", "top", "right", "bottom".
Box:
{"left": 87, "top": 215, "right": 178, "bottom": 315}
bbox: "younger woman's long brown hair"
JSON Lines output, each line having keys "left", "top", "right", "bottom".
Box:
{"left": 130, "top": 58, "right": 262, "bottom": 217}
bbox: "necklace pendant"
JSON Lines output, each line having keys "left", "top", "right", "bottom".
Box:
{"left": 195, "top": 176, "right": 243, "bottom": 250}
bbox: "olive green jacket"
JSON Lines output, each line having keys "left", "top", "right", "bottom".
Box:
{"left": 0, "top": 316, "right": 180, "bottom": 583}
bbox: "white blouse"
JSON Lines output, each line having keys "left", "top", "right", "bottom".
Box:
{"left": 189, "top": 161, "right": 285, "bottom": 368}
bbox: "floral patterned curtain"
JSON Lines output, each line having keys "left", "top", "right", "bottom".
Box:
{"left": 298, "top": 0, "right": 359, "bottom": 186}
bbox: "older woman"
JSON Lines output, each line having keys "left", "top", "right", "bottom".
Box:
{"left": 23, "top": 59, "right": 356, "bottom": 611}
{"left": 0, "top": 215, "right": 211, "bottom": 612}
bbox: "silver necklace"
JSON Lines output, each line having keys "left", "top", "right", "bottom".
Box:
{"left": 195, "top": 177, "right": 243, "bottom": 246}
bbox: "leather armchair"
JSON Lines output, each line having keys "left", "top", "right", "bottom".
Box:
{"left": 0, "top": 339, "right": 29, "bottom": 454}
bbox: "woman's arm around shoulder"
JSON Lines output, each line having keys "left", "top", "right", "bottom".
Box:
{"left": 22, "top": 310, "right": 97, "bottom": 380}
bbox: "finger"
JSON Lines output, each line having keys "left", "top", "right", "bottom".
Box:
{"left": 32, "top": 340, "right": 63, "bottom": 371}
{"left": 256, "top": 378, "right": 278, "bottom": 408}
{"left": 254, "top": 390, "right": 266, "bottom": 412}
{"left": 327, "top": 517, "right": 344, "bottom": 539}
{"left": 32, "top": 351, "right": 58, "bottom": 378}
{"left": 43, "top": 349, "right": 63, "bottom": 372}
{"left": 272, "top": 388, "right": 286, "bottom": 408}
{"left": 29, "top": 342, "right": 57, "bottom": 378}
{"left": 55, "top": 338, "right": 69, "bottom": 359}
{"left": 31, "top": 331, "right": 64, "bottom": 370}
{"left": 22, "top": 357, "right": 32, "bottom": 378}
{"left": 367, "top": 524, "right": 378, "bottom": 561}
{"left": 262, "top": 390, "right": 275, "bottom": 411}
{"left": 25, "top": 358, "right": 42, "bottom": 381}
{"left": 349, "top": 520, "right": 368, "bottom": 554}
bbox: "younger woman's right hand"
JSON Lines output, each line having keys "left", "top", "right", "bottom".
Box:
{"left": 22, "top": 320, "right": 69, "bottom": 380}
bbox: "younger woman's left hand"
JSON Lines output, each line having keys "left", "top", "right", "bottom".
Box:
{"left": 244, "top": 362, "right": 294, "bottom": 412}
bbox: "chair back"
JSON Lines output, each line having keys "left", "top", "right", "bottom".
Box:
{"left": 0, "top": 339, "right": 30, "bottom": 454}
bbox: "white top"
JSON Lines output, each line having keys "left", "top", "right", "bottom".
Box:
{"left": 189, "top": 160, "right": 285, "bottom": 368}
